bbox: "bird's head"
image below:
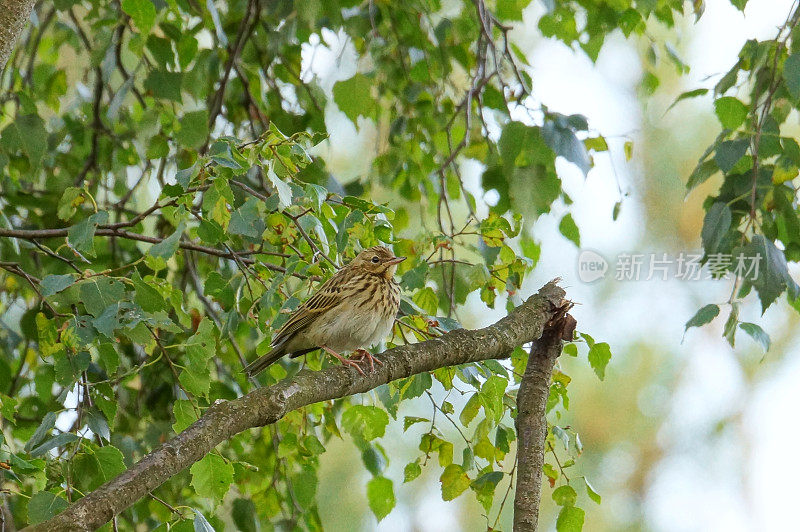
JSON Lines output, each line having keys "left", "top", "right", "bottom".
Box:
{"left": 350, "top": 246, "right": 406, "bottom": 279}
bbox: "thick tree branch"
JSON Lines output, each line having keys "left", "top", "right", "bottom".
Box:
{"left": 25, "top": 281, "right": 567, "bottom": 532}
{"left": 513, "top": 303, "right": 576, "bottom": 531}
{"left": 0, "top": 0, "right": 35, "bottom": 71}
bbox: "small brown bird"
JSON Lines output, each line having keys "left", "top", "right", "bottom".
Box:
{"left": 244, "top": 246, "right": 405, "bottom": 377}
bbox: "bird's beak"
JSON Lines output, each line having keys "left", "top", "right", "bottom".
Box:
{"left": 387, "top": 256, "right": 406, "bottom": 265}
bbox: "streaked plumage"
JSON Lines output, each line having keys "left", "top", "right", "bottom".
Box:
{"left": 244, "top": 246, "right": 404, "bottom": 376}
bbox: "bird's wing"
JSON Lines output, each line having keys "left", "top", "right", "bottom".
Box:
{"left": 271, "top": 270, "right": 347, "bottom": 347}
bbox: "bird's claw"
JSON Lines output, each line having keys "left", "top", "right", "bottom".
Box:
{"left": 322, "top": 346, "right": 366, "bottom": 376}
{"left": 349, "top": 349, "right": 383, "bottom": 373}
{"left": 340, "top": 357, "right": 367, "bottom": 376}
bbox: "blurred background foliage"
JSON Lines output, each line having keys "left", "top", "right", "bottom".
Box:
{"left": 1, "top": 0, "right": 800, "bottom": 530}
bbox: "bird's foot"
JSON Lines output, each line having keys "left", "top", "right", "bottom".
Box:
{"left": 349, "top": 348, "right": 383, "bottom": 373}
{"left": 321, "top": 345, "right": 366, "bottom": 376}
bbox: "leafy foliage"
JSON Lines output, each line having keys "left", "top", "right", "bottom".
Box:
{"left": 0, "top": 0, "right": 763, "bottom": 529}
{"left": 682, "top": 7, "right": 800, "bottom": 351}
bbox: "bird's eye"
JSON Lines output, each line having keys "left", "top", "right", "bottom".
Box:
{"left": 371, "top": 256, "right": 380, "bottom": 263}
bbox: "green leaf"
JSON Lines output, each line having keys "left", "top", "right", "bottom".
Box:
{"left": 302, "top": 435, "right": 326, "bottom": 455}
{"left": 496, "top": 0, "right": 527, "bottom": 20}
{"left": 556, "top": 505, "right": 585, "bottom": 532}
{"left": 0, "top": 394, "right": 18, "bottom": 422}
{"left": 25, "top": 411, "right": 57, "bottom": 452}
{"left": 0, "top": 114, "right": 47, "bottom": 167}
{"left": 404, "top": 461, "right": 422, "bottom": 483}
{"left": 98, "top": 342, "right": 120, "bottom": 373}
{"left": 583, "top": 136, "right": 608, "bottom": 152}
{"left": 267, "top": 165, "right": 292, "bottom": 209}
{"left": 686, "top": 159, "right": 719, "bottom": 191}
{"left": 436, "top": 440, "right": 454, "bottom": 467}
{"left": 92, "top": 301, "right": 134, "bottom": 338}
{"left": 784, "top": 53, "right": 800, "bottom": 99}
{"left": 149, "top": 223, "right": 185, "bottom": 259}
{"left": 701, "top": 202, "right": 732, "bottom": 254}
{"left": 79, "top": 277, "right": 125, "bottom": 317}
{"left": 57, "top": 187, "right": 86, "bottom": 220}
{"left": 739, "top": 235, "right": 800, "bottom": 312}
{"left": 184, "top": 318, "right": 216, "bottom": 371}
{"left": 175, "top": 110, "right": 209, "bottom": 149}
{"left": 479, "top": 375, "right": 508, "bottom": 422}
{"left": 341, "top": 405, "right": 389, "bottom": 442}
{"left": 291, "top": 467, "right": 318, "bottom": 508}
{"left": 173, "top": 399, "right": 199, "bottom": 432}
{"left": 94, "top": 446, "right": 126, "bottom": 481}
{"left": 232, "top": 498, "right": 258, "bottom": 532}
{"left": 228, "top": 197, "right": 265, "bottom": 238}
{"left": 190, "top": 454, "right": 234, "bottom": 502}
{"left": 543, "top": 119, "right": 591, "bottom": 176}
{"left": 715, "top": 139, "right": 749, "bottom": 173}
{"left": 439, "top": 464, "right": 471, "bottom": 501}
{"left": 552, "top": 485, "right": 578, "bottom": 507}
{"left": 333, "top": 74, "right": 376, "bottom": 122}
{"left": 587, "top": 342, "right": 611, "bottom": 380}
{"left": 714, "top": 97, "right": 748, "bottom": 130}
{"left": 624, "top": 141, "right": 633, "bottom": 161}
{"left": 179, "top": 367, "right": 210, "bottom": 397}
{"left": 666, "top": 88, "right": 709, "bottom": 112}
{"left": 367, "top": 476, "right": 395, "bottom": 521}
{"left": 87, "top": 409, "right": 110, "bottom": 441}
{"left": 471, "top": 471, "right": 503, "bottom": 490}
{"left": 144, "top": 70, "right": 183, "bottom": 102}
{"left": 558, "top": 214, "right": 580, "bottom": 247}
{"left": 413, "top": 287, "right": 439, "bottom": 315}
{"left": 8, "top": 453, "right": 41, "bottom": 474}
{"left": 68, "top": 211, "right": 108, "bottom": 256}
{"left": 146, "top": 135, "right": 169, "bottom": 159}
{"left": 772, "top": 155, "right": 798, "bottom": 184}
{"left": 177, "top": 35, "right": 199, "bottom": 69}
{"left": 40, "top": 274, "right": 76, "bottom": 296}
{"left": 471, "top": 470, "right": 504, "bottom": 513}
{"left": 459, "top": 393, "right": 481, "bottom": 426}
{"left": 30, "top": 433, "right": 79, "bottom": 456}
{"left": 739, "top": 322, "right": 771, "bottom": 352}
{"left": 341, "top": 196, "right": 394, "bottom": 215}
{"left": 499, "top": 121, "right": 528, "bottom": 167}
{"left": 176, "top": 163, "right": 199, "bottom": 190}
{"left": 403, "top": 416, "right": 429, "bottom": 431}
{"left": 685, "top": 304, "right": 720, "bottom": 330}
{"left": 401, "top": 372, "right": 432, "bottom": 399}
{"left": 121, "top": 0, "right": 156, "bottom": 34}
{"left": 585, "top": 478, "right": 602, "bottom": 504}
{"left": 27, "top": 491, "right": 69, "bottom": 525}
{"left": 336, "top": 209, "right": 364, "bottom": 250}
{"left": 132, "top": 272, "right": 165, "bottom": 312}
{"left": 204, "top": 272, "right": 237, "bottom": 310}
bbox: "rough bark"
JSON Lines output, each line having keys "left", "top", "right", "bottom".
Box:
{"left": 513, "top": 304, "right": 575, "bottom": 531}
{"left": 24, "top": 281, "right": 567, "bottom": 532}
{"left": 0, "top": 0, "right": 35, "bottom": 71}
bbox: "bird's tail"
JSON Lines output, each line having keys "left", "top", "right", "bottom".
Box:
{"left": 243, "top": 346, "right": 286, "bottom": 377}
